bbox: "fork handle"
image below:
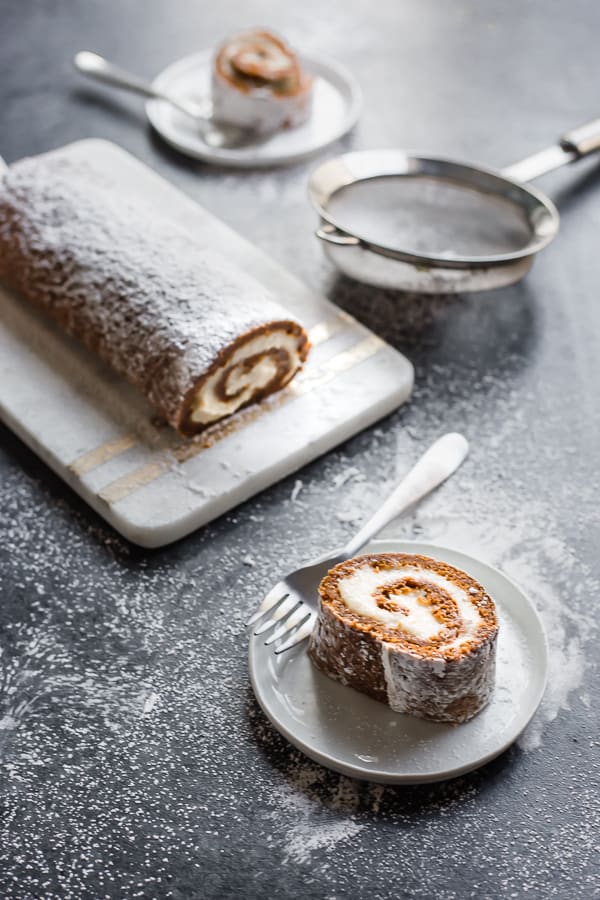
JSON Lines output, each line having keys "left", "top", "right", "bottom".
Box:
{"left": 342, "top": 432, "right": 469, "bottom": 558}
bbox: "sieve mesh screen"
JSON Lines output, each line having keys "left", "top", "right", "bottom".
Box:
{"left": 327, "top": 175, "right": 534, "bottom": 259}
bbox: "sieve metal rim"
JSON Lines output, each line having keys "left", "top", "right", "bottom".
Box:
{"left": 308, "top": 150, "right": 560, "bottom": 271}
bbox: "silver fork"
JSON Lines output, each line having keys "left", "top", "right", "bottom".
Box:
{"left": 247, "top": 432, "right": 469, "bottom": 654}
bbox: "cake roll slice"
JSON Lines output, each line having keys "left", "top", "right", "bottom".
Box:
{"left": 212, "top": 29, "right": 313, "bottom": 134}
{"left": 308, "top": 553, "right": 498, "bottom": 724}
{"left": 0, "top": 147, "right": 309, "bottom": 435}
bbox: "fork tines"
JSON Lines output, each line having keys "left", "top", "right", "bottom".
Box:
{"left": 247, "top": 584, "right": 314, "bottom": 653}
{"left": 273, "top": 616, "right": 315, "bottom": 654}
{"left": 245, "top": 583, "right": 289, "bottom": 627}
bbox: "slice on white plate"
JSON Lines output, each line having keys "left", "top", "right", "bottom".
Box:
{"left": 146, "top": 49, "right": 362, "bottom": 167}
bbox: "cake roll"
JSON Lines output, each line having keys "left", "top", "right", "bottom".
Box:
{"left": 308, "top": 553, "right": 498, "bottom": 724}
{"left": 0, "top": 147, "right": 309, "bottom": 435}
{"left": 212, "top": 29, "right": 313, "bottom": 134}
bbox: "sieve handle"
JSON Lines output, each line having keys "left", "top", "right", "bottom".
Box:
{"left": 560, "top": 119, "right": 600, "bottom": 156}
{"left": 503, "top": 117, "right": 600, "bottom": 183}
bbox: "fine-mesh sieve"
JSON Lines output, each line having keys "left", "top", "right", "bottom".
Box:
{"left": 309, "top": 119, "right": 600, "bottom": 292}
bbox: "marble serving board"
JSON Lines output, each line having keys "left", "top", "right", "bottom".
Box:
{"left": 0, "top": 139, "right": 413, "bottom": 547}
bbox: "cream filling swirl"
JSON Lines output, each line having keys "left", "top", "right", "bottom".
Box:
{"left": 337, "top": 565, "right": 482, "bottom": 650}
{"left": 190, "top": 331, "right": 302, "bottom": 424}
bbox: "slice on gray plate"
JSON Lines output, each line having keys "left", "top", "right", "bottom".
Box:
{"left": 249, "top": 539, "right": 548, "bottom": 784}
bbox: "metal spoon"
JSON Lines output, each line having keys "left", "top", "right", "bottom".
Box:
{"left": 73, "top": 50, "right": 261, "bottom": 150}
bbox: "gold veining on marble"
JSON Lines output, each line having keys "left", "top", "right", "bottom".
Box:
{"left": 68, "top": 433, "right": 137, "bottom": 476}
{"left": 97, "top": 333, "right": 384, "bottom": 505}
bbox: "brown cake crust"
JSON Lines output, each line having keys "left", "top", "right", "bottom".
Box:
{"left": 309, "top": 605, "right": 388, "bottom": 705}
{"left": 0, "top": 147, "right": 309, "bottom": 435}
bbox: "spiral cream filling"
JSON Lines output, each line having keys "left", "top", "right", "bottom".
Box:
{"left": 338, "top": 566, "right": 482, "bottom": 650}
{"left": 223, "top": 35, "right": 293, "bottom": 82}
{"left": 190, "top": 331, "right": 302, "bottom": 424}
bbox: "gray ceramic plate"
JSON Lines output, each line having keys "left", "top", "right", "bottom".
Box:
{"left": 146, "top": 50, "right": 362, "bottom": 167}
{"left": 249, "top": 539, "right": 548, "bottom": 784}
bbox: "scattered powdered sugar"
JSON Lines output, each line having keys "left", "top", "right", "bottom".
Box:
{"left": 142, "top": 691, "right": 160, "bottom": 715}
{"left": 267, "top": 766, "right": 366, "bottom": 863}
{"left": 332, "top": 465, "right": 363, "bottom": 488}
{"left": 285, "top": 818, "right": 364, "bottom": 863}
{"left": 290, "top": 478, "right": 304, "bottom": 502}
{"left": 333, "top": 473, "right": 382, "bottom": 523}
{"left": 187, "top": 480, "right": 217, "bottom": 498}
{"left": 254, "top": 737, "right": 486, "bottom": 869}
{"left": 336, "top": 508, "right": 361, "bottom": 523}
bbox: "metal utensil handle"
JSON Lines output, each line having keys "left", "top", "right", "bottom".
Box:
{"left": 74, "top": 51, "right": 159, "bottom": 100}
{"left": 561, "top": 119, "right": 600, "bottom": 156}
{"left": 342, "top": 433, "right": 469, "bottom": 558}
{"left": 503, "top": 117, "right": 600, "bottom": 183}
{"left": 73, "top": 50, "right": 211, "bottom": 123}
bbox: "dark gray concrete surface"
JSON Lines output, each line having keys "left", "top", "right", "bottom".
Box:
{"left": 1, "top": 2, "right": 599, "bottom": 897}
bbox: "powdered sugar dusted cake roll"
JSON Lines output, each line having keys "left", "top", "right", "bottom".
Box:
{"left": 308, "top": 553, "right": 498, "bottom": 724}
{"left": 0, "top": 147, "right": 309, "bottom": 435}
{"left": 212, "top": 29, "right": 313, "bottom": 134}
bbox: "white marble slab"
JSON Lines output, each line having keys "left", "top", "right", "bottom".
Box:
{"left": 0, "top": 140, "right": 413, "bottom": 547}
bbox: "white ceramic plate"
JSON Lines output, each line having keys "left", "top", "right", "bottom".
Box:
{"left": 249, "top": 540, "right": 548, "bottom": 784}
{"left": 146, "top": 50, "right": 362, "bottom": 167}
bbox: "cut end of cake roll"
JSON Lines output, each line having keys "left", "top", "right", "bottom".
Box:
{"left": 308, "top": 553, "right": 498, "bottom": 724}
{"left": 212, "top": 29, "right": 313, "bottom": 134}
{"left": 177, "top": 319, "right": 310, "bottom": 434}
